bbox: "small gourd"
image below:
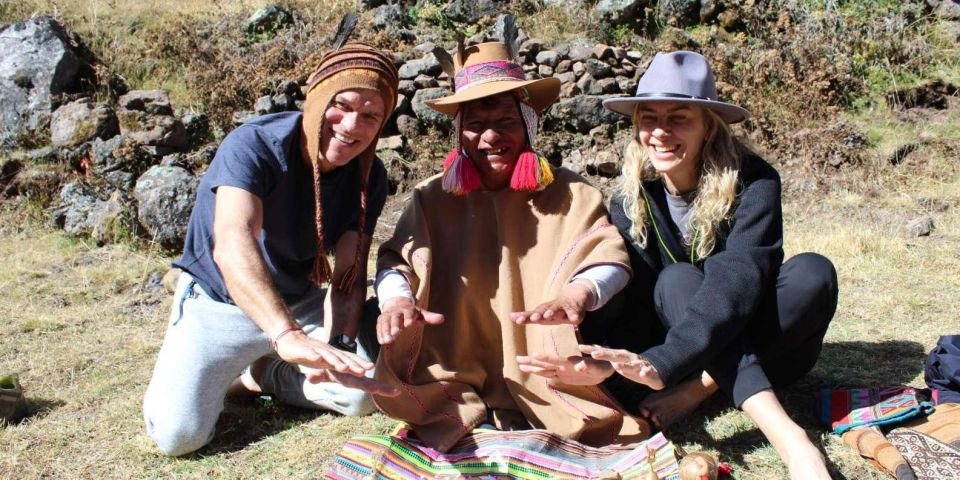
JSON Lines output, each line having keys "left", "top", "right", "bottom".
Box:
{"left": 678, "top": 451, "right": 718, "bottom": 480}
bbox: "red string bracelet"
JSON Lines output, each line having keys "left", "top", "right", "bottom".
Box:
{"left": 271, "top": 325, "right": 303, "bottom": 351}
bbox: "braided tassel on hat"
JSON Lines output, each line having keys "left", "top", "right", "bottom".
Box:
{"left": 510, "top": 99, "right": 553, "bottom": 192}
{"left": 442, "top": 147, "right": 482, "bottom": 195}
{"left": 441, "top": 112, "right": 482, "bottom": 195}
{"left": 510, "top": 150, "right": 554, "bottom": 192}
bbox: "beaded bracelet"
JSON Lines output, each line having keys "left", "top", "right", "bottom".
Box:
{"left": 270, "top": 325, "right": 303, "bottom": 351}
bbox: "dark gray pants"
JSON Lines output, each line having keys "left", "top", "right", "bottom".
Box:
{"left": 653, "top": 252, "right": 838, "bottom": 407}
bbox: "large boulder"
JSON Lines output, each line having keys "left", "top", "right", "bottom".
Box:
{"left": 929, "top": 0, "right": 960, "bottom": 20}
{"left": 0, "top": 16, "right": 87, "bottom": 148}
{"left": 50, "top": 98, "right": 118, "bottom": 147}
{"left": 243, "top": 4, "right": 294, "bottom": 41}
{"left": 51, "top": 181, "right": 138, "bottom": 243}
{"left": 658, "top": 0, "right": 702, "bottom": 28}
{"left": 443, "top": 0, "right": 501, "bottom": 23}
{"left": 411, "top": 87, "right": 453, "bottom": 130}
{"left": 546, "top": 95, "right": 628, "bottom": 133}
{"left": 117, "top": 90, "right": 186, "bottom": 149}
{"left": 593, "top": 0, "right": 648, "bottom": 25}
{"left": 370, "top": 4, "right": 409, "bottom": 31}
{"left": 133, "top": 165, "right": 198, "bottom": 249}
{"left": 52, "top": 181, "right": 99, "bottom": 236}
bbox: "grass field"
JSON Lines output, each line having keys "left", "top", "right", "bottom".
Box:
{"left": 0, "top": 143, "right": 957, "bottom": 478}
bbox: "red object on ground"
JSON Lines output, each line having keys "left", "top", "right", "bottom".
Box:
{"left": 717, "top": 462, "right": 733, "bottom": 478}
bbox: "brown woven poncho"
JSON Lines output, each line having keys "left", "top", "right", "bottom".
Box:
{"left": 373, "top": 168, "right": 651, "bottom": 451}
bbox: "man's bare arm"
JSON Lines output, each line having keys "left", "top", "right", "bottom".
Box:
{"left": 212, "top": 186, "right": 371, "bottom": 376}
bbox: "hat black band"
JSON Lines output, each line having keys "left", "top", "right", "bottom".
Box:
{"left": 634, "top": 92, "right": 715, "bottom": 101}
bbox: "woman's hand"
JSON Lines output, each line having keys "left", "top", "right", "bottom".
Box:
{"left": 579, "top": 345, "right": 665, "bottom": 390}
{"left": 516, "top": 351, "right": 614, "bottom": 386}
{"left": 376, "top": 296, "right": 445, "bottom": 344}
{"left": 510, "top": 281, "right": 594, "bottom": 326}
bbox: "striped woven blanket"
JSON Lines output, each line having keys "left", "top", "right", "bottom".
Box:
{"left": 327, "top": 427, "right": 680, "bottom": 479}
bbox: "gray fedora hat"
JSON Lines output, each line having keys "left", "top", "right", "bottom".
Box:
{"left": 602, "top": 51, "right": 749, "bottom": 123}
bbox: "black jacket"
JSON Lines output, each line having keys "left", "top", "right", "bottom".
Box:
{"left": 609, "top": 154, "right": 785, "bottom": 386}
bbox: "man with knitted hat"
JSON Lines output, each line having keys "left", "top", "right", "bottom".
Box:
{"left": 143, "top": 43, "right": 400, "bottom": 456}
{"left": 371, "top": 41, "right": 649, "bottom": 451}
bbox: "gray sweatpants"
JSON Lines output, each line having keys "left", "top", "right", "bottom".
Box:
{"left": 143, "top": 273, "right": 375, "bottom": 457}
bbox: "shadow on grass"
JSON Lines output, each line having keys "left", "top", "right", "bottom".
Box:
{"left": 194, "top": 396, "right": 332, "bottom": 455}
{"left": 4, "top": 397, "right": 67, "bottom": 425}
{"left": 662, "top": 340, "right": 927, "bottom": 478}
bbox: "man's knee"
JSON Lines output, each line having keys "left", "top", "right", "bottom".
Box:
{"left": 144, "top": 412, "right": 214, "bottom": 457}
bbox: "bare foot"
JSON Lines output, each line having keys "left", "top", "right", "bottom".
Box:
{"left": 784, "top": 441, "right": 830, "bottom": 480}
{"left": 639, "top": 371, "right": 718, "bottom": 429}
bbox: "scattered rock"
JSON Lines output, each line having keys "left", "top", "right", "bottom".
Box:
{"left": 908, "top": 216, "right": 935, "bottom": 237}
{"left": 535, "top": 50, "right": 562, "bottom": 68}
{"left": 180, "top": 112, "right": 210, "bottom": 149}
{"left": 0, "top": 16, "right": 87, "bottom": 148}
{"left": 377, "top": 135, "right": 404, "bottom": 151}
{"left": 399, "top": 54, "right": 441, "bottom": 80}
{"left": 162, "top": 267, "right": 181, "bottom": 293}
{"left": 370, "top": 4, "right": 408, "bottom": 31}
{"left": 117, "top": 90, "right": 186, "bottom": 148}
{"left": 395, "top": 114, "right": 420, "bottom": 138}
{"left": 566, "top": 42, "right": 595, "bottom": 63}
{"left": 547, "top": 95, "right": 628, "bottom": 133}
{"left": 584, "top": 58, "right": 613, "bottom": 78}
{"left": 51, "top": 181, "right": 95, "bottom": 232}
{"left": 133, "top": 165, "right": 198, "bottom": 249}
{"left": 443, "top": 0, "right": 500, "bottom": 23}
{"left": 593, "top": 0, "right": 645, "bottom": 25}
{"left": 243, "top": 4, "right": 294, "bottom": 40}
{"left": 87, "top": 190, "right": 139, "bottom": 244}
{"left": 658, "top": 0, "right": 702, "bottom": 28}
{"left": 519, "top": 39, "right": 546, "bottom": 63}
{"left": 50, "top": 98, "right": 118, "bottom": 147}
{"left": 232, "top": 111, "right": 257, "bottom": 126}
{"left": 411, "top": 88, "right": 452, "bottom": 130}
{"left": 916, "top": 197, "right": 951, "bottom": 213}
{"left": 930, "top": 0, "right": 960, "bottom": 20}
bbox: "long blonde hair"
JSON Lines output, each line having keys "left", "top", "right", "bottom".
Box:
{"left": 616, "top": 106, "right": 751, "bottom": 261}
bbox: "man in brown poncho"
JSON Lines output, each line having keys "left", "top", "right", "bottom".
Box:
{"left": 371, "top": 41, "right": 650, "bottom": 451}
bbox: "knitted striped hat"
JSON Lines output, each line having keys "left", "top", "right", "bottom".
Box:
{"left": 301, "top": 43, "right": 399, "bottom": 291}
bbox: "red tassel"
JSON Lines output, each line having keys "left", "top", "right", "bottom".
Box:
{"left": 510, "top": 150, "right": 541, "bottom": 191}
{"left": 442, "top": 148, "right": 481, "bottom": 195}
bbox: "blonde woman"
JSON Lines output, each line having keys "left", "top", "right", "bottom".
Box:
{"left": 517, "top": 51, "right": 837, "bottom": 479}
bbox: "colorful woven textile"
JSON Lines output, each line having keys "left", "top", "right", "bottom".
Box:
{"left": 816, "top": 386, "right": 935, "bottom": 434}
{"left": 888, "top": 427, "right": 960, "bottom": 480}
{"left": 327, "top": 428, "right": 680, "bottom": 479}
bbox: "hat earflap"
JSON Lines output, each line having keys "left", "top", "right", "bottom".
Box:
{"left": 442, "top": 113, "right": 482, "bottom": 195}
{"left": 509, "top": 100, "right": 553, "bottom": 192}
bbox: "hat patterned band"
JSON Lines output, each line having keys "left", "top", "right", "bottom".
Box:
{"left": 633, "top": 92, "right": 715, "bottom": 101}
{"left": 454, "top": 61, "right": 525, "bottom": 92}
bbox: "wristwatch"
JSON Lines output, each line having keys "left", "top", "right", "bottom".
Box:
{"left": 329, "top": 334, "right": 358, "bottom": 353}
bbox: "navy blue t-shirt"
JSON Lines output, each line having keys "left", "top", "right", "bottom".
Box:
{"left": 174, "top": 112, "right": 388, "bottom": 304}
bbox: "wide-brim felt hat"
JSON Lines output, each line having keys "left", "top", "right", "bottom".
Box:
{"left": 603, "top": 50, "right": 749, "bottom": 124}
{"left": 426, "top": 42, "right": 560, "bottom": 116}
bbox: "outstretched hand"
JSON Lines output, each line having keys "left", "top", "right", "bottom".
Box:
{"left": 579, "top": 344, "right": 665, "bottom": 390}
{"left": 301, "top": 368, "right": 400, "bottom": 397}
{"left": 510, "top": 281, "right": 594, "bottom": 326}
{"left": 376, "top": 296, "right": 444, "bottom": 345}
{"left": 516, "top": 352, "right": 614, "bottom": 386}
{"left": 276, "top": 330, "right": 374, "bottom": 377}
